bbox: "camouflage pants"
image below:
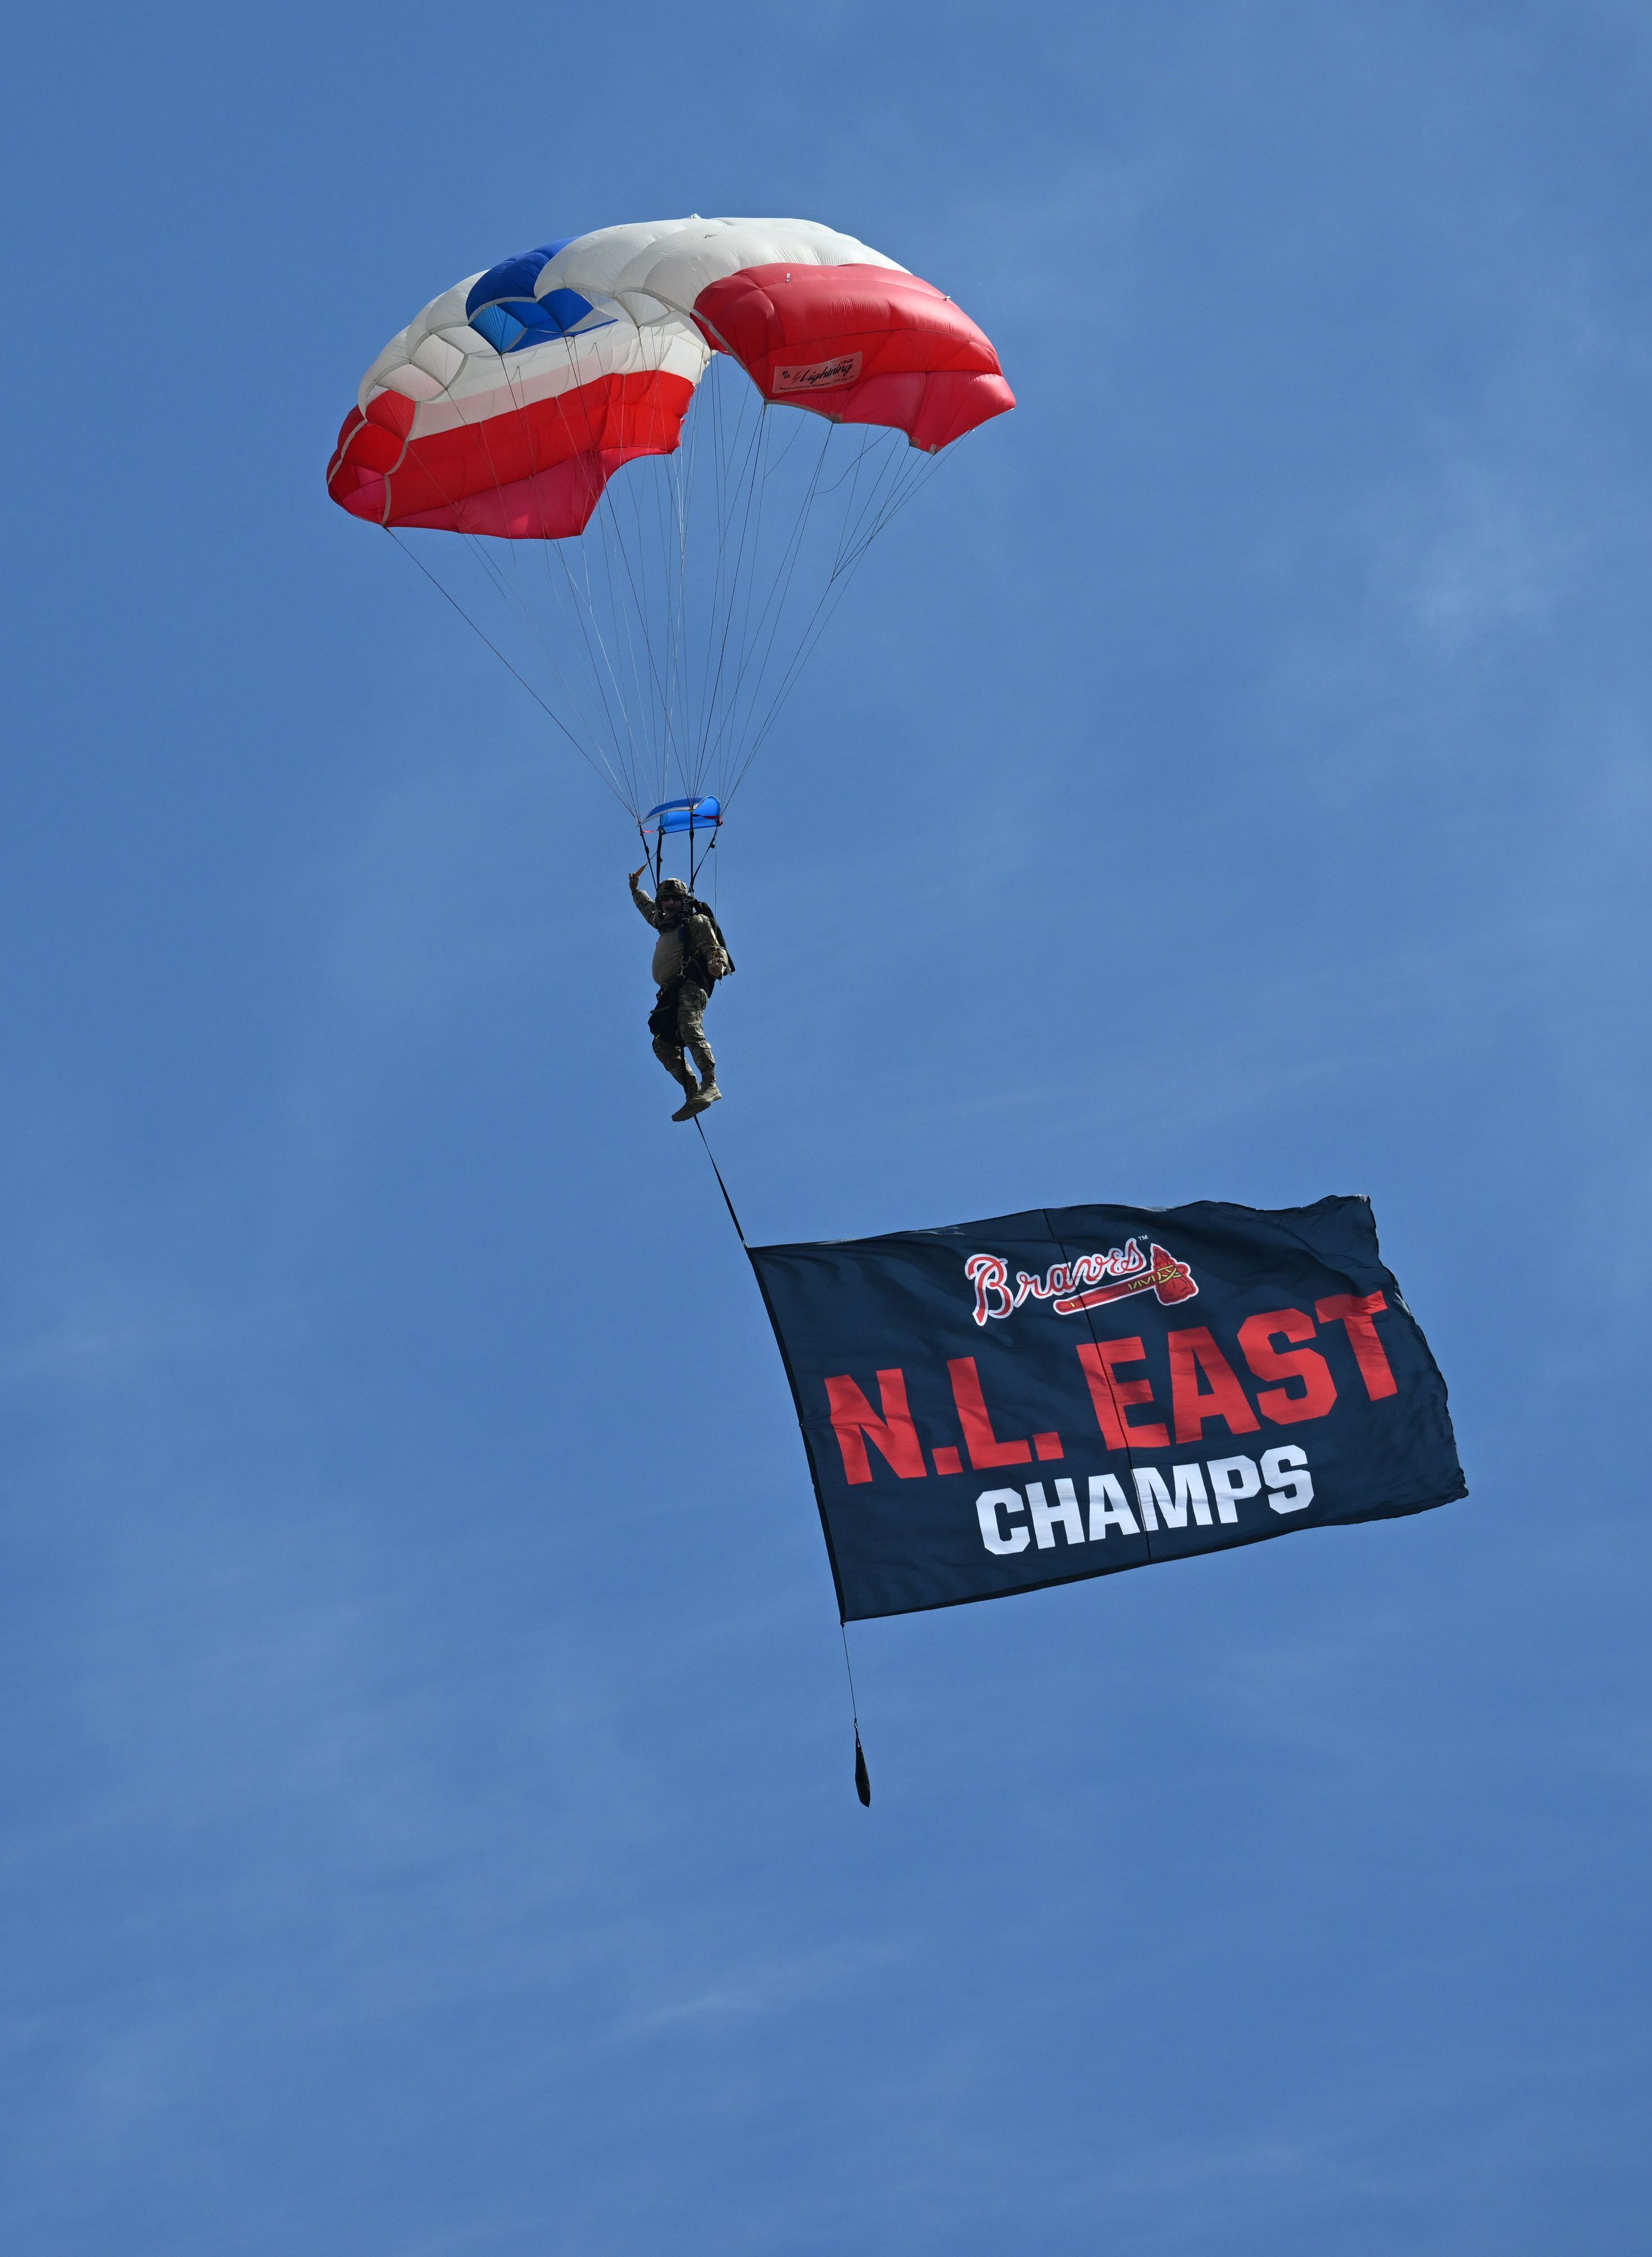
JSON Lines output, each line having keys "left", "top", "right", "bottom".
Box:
{"left": 650, "top": 980, "right": 714, "bottom": 1086}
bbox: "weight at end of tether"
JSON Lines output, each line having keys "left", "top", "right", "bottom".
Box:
{"left": 854, "top": 1729, "right": 872, "bottom": 1808}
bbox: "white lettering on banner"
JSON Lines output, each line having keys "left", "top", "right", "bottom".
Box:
{"left": 1133, "top": 1464, "right": 1215, "bottom": 1530}
{"left": 1208, "top": 1456, "right": 1262, "bottom": 1518}
{"left": 1087, "top": 1474, "right": 1140, "bottom": 1538}
{"left": 1027, "top": 1479, "right": 1087, "bottom": 1548}
{"left": 977, "top": 1489, "right": 1030, "bottom": 1554}
{"left": 1261, "top": 1446, "right": 1314, "bottom": 1513}
{"left": 976, "top": 1452, "right": 1317, "bottom": 1555}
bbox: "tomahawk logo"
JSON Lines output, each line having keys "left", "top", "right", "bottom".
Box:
{"left": 966, "top": 1241, "right": 1199, "bottom": 1326}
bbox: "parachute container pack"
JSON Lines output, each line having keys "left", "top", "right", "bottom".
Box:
{"left": 748, "top": 1196, "right": 1465, "bottom": 1623}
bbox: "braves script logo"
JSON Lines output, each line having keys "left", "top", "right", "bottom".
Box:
{"left": 773, "top": 351, "right": 863, "bottom": 394}
{"left": 966, "top": 1241, "right": 1199, "bottom": 1327}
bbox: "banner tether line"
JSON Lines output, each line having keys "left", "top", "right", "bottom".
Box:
{"left": 692, "top": 1117, "right": 870, "bottom": 1806}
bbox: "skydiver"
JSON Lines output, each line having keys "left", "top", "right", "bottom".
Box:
{"left": 628, "top": 869, "right": 733, "bottom": 1120}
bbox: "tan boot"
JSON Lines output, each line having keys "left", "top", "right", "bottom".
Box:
{"left": 660, "top": 1051, "right": 696, "bottom": 1119}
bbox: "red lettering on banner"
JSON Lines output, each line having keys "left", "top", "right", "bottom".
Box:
{"left": 824, "top": 1369, "right": 928, "bottom": 1485}
{"left": 1033, "top": 1432, "right": 1065, "bottom": 1460}
{"left": 1075, "top": 1338, "right": 1170, "bottom": 1451}
{"left": 1314, "top": 1292, "right": 1398, "bottom": 1400}
{"left": 1238, "top": 1307, "right": 1338, "bottom": 1424}
{"left": 1167, "top": 1327, "right": 1261, "bottom": 1443}
{"left": 946, "top": 1357, "right": 1033, "bottom": 1468}
{"left": 932, "top": 1445, "right": 963, "bottom": 1476}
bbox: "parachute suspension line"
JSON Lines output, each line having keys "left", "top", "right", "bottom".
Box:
{"left": 482, "top": 524, "right": 634, "bottom": 805}
{"left": 704, "top": 367, "right": 805, "bottom": 799}
{"left": 627, "top": 356, "right": 691, "bottom": 818}
{"left": 691, "top": 365, "right": 770, "bottom": 793}
{"left": 608, "top": 394, "right": 687, "bottom": 809}
{"left": 519, "top": 368, "right": 649, "bottom": 816}
{"left": 382, "top": 529, "right": 632, "bottom": 815}
{"left": 700, "top": 414, "right": 834, "bottom": 791}
{"left": 699, "top": 356, "right": 742, "bottom": 770}
{"left": 719, "top": 405, "right": 828, "bottom": 760}
{"left": 556, "top": 516, "right": 643, "bottom": 807}
{"left": 724, "top": 403, "right": 789, "bottom": 765}
{"left": 720, "top": 434, "right": 946, "bottom": 807}
{"left": 707, "top": 368, "right": 774, "bottom": 779}
{"left": 695, "top": 393, "right": 769, "bottom": 790}
{"left": 441, "top": 378, "right": 626, "bottom": 790}
{"left": 602, "top": 345, "right": 757, "bottom": 814}
{"left": 406, "top": 334, "right": 950, "bottom": 830}
{"left": 667, "top": 396, "right": 696, "bottom": 805}
{"left": 579, "top": 343, "right": 659, "bottom": 806}
{"left": 568, "top": 363, "right": 655, "bottom": 812}
{"left": 379, "top": 420, "right": 633, "bottom": 799}
{"left": 614, "top": 348, "right": 748, "bottom": 849}
{"left": 684, "top": 359, "right": 727, "bottom": 798}
{"left": 696, "top": 394, "right": 874, "bottom": 805}
{"left": 518, "top": 335, "right": 650, "bottom": 811}
{"left": 718, "top": 426, "right": 929, "bottom": 807}
{"left": 697, "top": 407, "right": 942, "bottom": 809}
{"left": 710, "top": 416, "right": 843, "bottom": 804}
{"left": 627, "top": 385, "right": 675, "bottom": 811}
{"left": 728, "top": 399, "right": 806, "bottom": 709}
{"left": 448, "top": 353, "right": 641, "bottom": 806}
{"left": 653, "top": 334, "right": 697, "bottom": 807}
{"left": 668, "top": 379, "right": 698, "bottom": 803}
{"left": 760, "top": 437, "right": 942, "bottom": 769}
{"left": 704, "top": 400, "right": 768, "bottom": 792}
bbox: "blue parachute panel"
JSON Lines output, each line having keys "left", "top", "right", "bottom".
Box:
{"left": 646, "top": 797, "right": 721, "bottom": 835}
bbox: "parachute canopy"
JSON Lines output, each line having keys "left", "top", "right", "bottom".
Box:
{"left": 327, "top": 217, "right": 1014, "bottom": 541}
{"left": 325, "top": 216, "right": 1013, "bottom": 831}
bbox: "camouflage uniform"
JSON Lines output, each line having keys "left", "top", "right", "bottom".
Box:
{"left": 630, "top": 878, "right": 730, "bottom": 1095}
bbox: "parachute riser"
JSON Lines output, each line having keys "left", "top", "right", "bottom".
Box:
{"left": 640, "top": 795, "right": 722, "bottom": 898}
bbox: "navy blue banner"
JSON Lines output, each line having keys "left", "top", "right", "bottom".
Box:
{"left": 748, "top": 1196, "right": 1465, "bottom": 1623}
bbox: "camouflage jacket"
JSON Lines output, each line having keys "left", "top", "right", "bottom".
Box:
{"left": 630, "top": 881, "right": 732, "bottom": 989}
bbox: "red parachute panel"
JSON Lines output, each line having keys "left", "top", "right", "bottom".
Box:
{"left": 326, "top": 370, "right": 697, "bottom": 538}
{"left": 692, "top": 264, "right": 1014, "bottom": 452}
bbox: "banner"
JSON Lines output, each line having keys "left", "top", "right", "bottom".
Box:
{"left": 748, "top": 1196, "right": 1465, "bottom": 1623}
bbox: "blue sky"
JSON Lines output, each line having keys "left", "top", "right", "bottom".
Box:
{"left": 3, "top": 3, "right": 1650, "bottom": 2251}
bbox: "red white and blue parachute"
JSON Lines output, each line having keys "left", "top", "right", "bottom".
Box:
{"left": 328, "top": 217, "right": 1012, "bottom": 538}
{"left": 327, "top": 217, "right": 1013, "bottom": 833}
